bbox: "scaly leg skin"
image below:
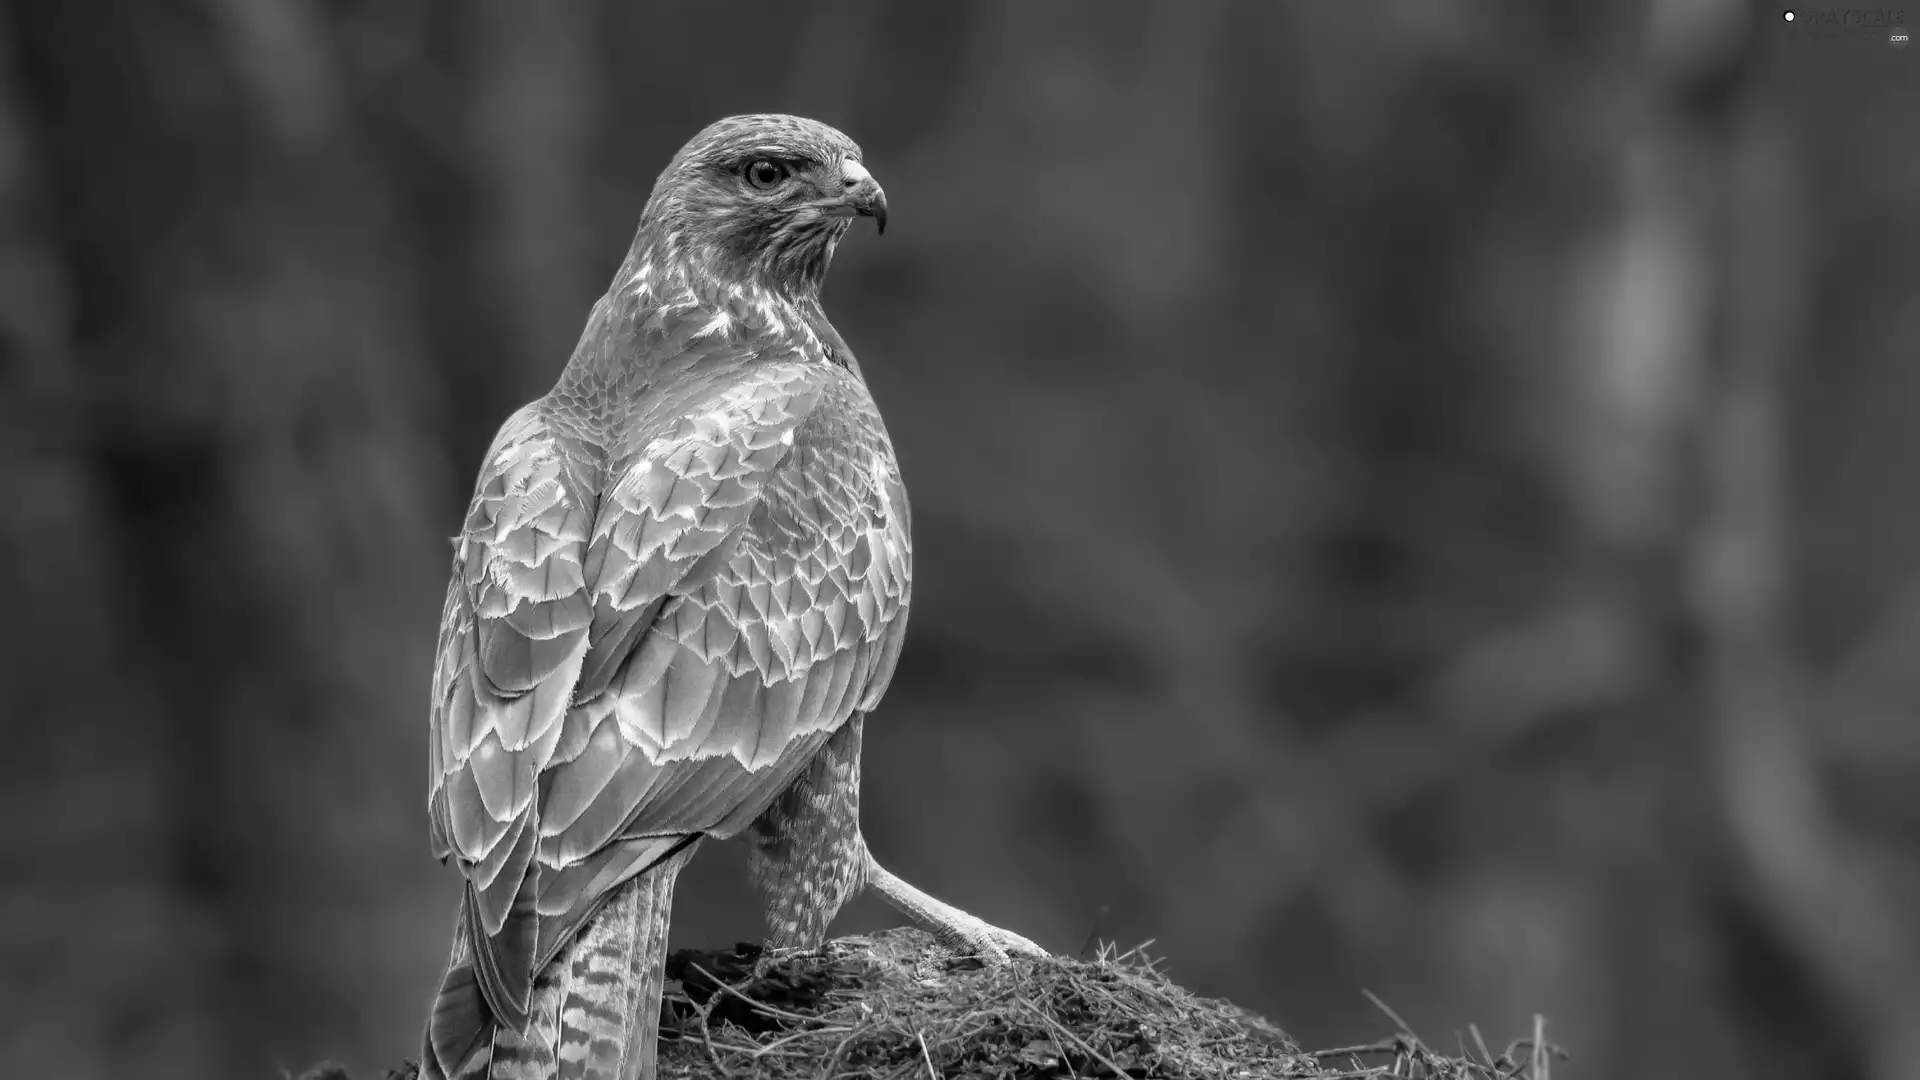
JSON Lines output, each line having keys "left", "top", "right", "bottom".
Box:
{"left": 745, "top": 714, "right": 1046, "bottom": 974}
{"left": 862, "top": 852, "right": 1046, "bottom": 962}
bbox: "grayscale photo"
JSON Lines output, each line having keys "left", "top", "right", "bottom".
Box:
{"left": 0, "top": 3, "right": 1912, "bottom": 1079}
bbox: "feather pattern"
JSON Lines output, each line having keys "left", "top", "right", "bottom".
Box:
{"left": 746, "top": 715, "right": 871, "bottom": 948}
{"left": 423, "top": 114, "right": 925, "bottom": 1080}
{"left": 427, "top": 348, "right": 910, "bottom": 1031}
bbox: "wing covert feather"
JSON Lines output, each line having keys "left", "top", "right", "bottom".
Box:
{"left": 428, "top": 357, "right": 912, "bottom": 1028}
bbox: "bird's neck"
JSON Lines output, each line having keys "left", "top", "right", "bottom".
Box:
{"left": 548, "top": 238, "right": 842, "bottom": 419}
{"left": 630, "top": 218, "right": 836, "bottom": 304}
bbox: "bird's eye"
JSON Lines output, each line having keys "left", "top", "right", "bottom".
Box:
{"left": 745, "top": 159, "right": 789, "bottom": 191}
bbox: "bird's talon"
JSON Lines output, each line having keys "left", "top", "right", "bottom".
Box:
{"left": 991, "top": 928, "right": 1048, "bottom": 960}
{"left": 751, "top": 944, "right": 825, "bottom": 980}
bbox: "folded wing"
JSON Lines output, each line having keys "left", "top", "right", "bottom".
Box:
{"left": 428, "top": 358, "right": 911, "bottom": 1028}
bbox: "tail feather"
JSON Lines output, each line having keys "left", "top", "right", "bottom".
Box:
{"left": 468, "top": 872, "right": 539, "bottom": 1032}
{"left": 551, "top": 840, "right": 693, "bottom": 1079}
{"left": 421, "top": 841, "right": 699, "bottom": 1080}
{"left": 423, "top": 902, "right": 492, "bottom": 1080}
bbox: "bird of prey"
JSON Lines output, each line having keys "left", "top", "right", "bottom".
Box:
{"left": 420, "top": 114, "right": 1044, "bottom": 1080}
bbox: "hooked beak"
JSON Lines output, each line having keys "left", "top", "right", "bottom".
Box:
{"left": 835, "top": 158, "right": 888, "bottom": 235}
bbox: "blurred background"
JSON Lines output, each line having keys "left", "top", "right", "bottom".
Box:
{"left": 2, "top": 1, "right": 1916, "bottom": 1077}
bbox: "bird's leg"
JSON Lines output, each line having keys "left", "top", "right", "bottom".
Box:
{"left": 745, "top": 721, "right": 870, "bottom": 977}
{"left": 745, "top": 716, "right": 1046, "bottom": 973}
{"left": 860, "top": 852, "right": 1047, "bottom": 962}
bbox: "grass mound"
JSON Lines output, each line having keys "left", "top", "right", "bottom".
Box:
{"left": 300, "top": 927, "right": 1564, "bottom": 1079}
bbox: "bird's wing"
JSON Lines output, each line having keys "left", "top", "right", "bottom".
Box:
{"left": 428, "top": 358, "right": 911, "bottom": 1027}
{"left": 427, "top": 401, "right": 592, "bottom": 875}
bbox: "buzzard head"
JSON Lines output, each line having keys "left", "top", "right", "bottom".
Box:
{"left": 640, "top": 113, "right": 887, "bottom": 296}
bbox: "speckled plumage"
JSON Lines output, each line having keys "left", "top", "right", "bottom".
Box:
{"left": 746, "top": 716, "right": 870, "bottom": 947}
{"left": 420, "top": 115, "right": 1041, "bottom": 1080}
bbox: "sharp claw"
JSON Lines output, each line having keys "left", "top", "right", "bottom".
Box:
{"left": 862, "top": 858, "right": 1048, "bottom": 964}
{"left": 989, "top": 931, "right": 1047, "bottom": 961}
{"left": 751, "top": 943, "right": 825, "bottom": 979}
{"left": 936, "top": 923, "right": 1046, "bottom": 965}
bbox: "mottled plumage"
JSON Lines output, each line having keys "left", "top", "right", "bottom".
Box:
{"left": 420, "top": 115, "right": 1041, "bottom": 1080}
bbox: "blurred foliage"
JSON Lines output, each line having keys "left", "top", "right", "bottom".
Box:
{"left": 2, "top": 2, "right": 1917, "bottom": 1079}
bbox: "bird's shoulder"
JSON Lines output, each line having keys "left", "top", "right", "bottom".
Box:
{"left": 578, "top": 353, "right": 905, "bottom": 626}
{"left": 632, "top": 354, "right": 912, "bottom": 693}
{"left": 427, "top": 347, "right": 904, "bottom": 804}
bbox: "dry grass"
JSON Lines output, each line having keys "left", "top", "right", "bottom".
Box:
{"left": 301, "top": 928, "right": 1565, "bottom": 1079}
